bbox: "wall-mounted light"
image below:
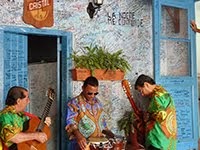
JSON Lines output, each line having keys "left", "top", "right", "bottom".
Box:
{"left": 87, "top": 0, "right": 104, "bottom": 19}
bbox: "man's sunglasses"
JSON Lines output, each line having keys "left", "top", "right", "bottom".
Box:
{"left": 87, "top": 92, "right": 99, "bottom": 96}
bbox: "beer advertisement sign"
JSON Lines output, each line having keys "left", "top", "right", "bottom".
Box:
{"left": 23, "top": 0, "right": 53, "bottom": 28}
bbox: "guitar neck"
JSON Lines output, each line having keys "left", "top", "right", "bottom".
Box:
{"left": 121, "top": 79, "right": 141, "bottom": 117}
{"left": 127, "top": 95, "right": 140, "bottom": 116}
{"left": 37, "top": 99, "right": 53, "bottom": 130}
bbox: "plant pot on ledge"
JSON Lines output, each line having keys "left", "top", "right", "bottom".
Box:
{"left": 70, "top": 44, "right": 131, "bottom": 81}
{"left": 71, "top": 68, "right": 125, "bottom": 81}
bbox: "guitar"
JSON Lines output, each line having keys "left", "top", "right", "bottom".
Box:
{"left": 121, "top": 79, "right": 145, "bottom": 145}
{"left": 17, "top": 88, "right": 55, "bottom": 150}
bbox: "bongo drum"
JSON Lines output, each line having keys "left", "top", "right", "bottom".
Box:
{"left": 88, "top": 137, "right": 113, "bottom": 150}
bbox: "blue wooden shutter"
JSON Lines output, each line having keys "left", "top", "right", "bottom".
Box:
{"left": 3, "top": 31, "right": 28, "bottom": 104}
{"left": 153, "top": 0, "right": 198, "bottom": 149}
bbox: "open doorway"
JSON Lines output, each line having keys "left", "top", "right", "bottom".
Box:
{"left": 0, "top": 26, "right": 72, "bottom": 150}
{"left": 28, "top": 35, "right": 58, "bottom": 150}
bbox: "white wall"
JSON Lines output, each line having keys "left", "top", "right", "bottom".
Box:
{"left": 196, "top": 1, "right": 200, "bottom": 75}
{"left": 195, "top": 1, "right": 200, "bottom": 100}
{"left": 195, "top": 1, "right": 200, "bottom": 139}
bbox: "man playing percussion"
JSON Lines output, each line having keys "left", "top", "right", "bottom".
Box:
{"left": 65, "top": 76, "right": 112, "bottom": 150}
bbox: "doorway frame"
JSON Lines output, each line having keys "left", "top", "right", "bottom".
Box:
{"left": 0, "top": 25, "right": 73, "bottom": 150}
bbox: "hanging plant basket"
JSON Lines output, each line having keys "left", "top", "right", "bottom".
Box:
{"left": 71, "top": 68, "right": 125, "bottom": 81}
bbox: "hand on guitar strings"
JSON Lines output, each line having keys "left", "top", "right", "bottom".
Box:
{"left": 44, "top": 117, "right": 51, "bottom": 126}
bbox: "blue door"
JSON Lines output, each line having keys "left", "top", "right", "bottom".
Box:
{"left": 0, "top": 29, "right": 28, "bottom": 104}
{"left": 153, "top": 0, "right": 198, "bottom": 149}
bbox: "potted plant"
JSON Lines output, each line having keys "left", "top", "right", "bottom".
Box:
{"left": 118, "top": 111, "right": 135, "bottom": 137}
{"left": 118, "top": 111, "right": 142, "bottom": 149}
{"left": 70, "top": 44, "right": 131, "bottom": 81}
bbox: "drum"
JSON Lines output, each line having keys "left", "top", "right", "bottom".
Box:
{"left": 88, "top": 137, "right": 126, "bottom": 150}
{"left": 88, "top": 137, "right": 113, "bottom": 150}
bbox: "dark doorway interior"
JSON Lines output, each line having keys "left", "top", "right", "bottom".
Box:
{"left": 28, "top": 35, "right": 57, "bottom": 63}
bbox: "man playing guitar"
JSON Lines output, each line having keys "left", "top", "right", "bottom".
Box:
{"left": 0, "top": 86, "right": 52, "bottom": 150}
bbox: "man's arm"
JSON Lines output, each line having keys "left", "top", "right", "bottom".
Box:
{"left": 9, "top": 132, "right": 48, "bottom": 144}
{"left": 65, "top": 124, "right": 87, "bottom": 150}
{"left": 9, "top": 116, "right": 51, "bottom": 144}
{"left": 73, "top": 129, "right": 87, "bottom": 149}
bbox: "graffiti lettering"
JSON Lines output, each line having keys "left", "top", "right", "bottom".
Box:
{"left": 107, "top": 12, "right": 143, "bottom": 27}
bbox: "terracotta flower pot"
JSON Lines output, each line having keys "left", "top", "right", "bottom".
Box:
{"left": 71, "top": 68, "right": 125, "bottom": 81}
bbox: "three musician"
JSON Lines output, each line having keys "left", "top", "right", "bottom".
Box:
{"left": 0, "top": 74, "right": 177, "bottom": 150}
